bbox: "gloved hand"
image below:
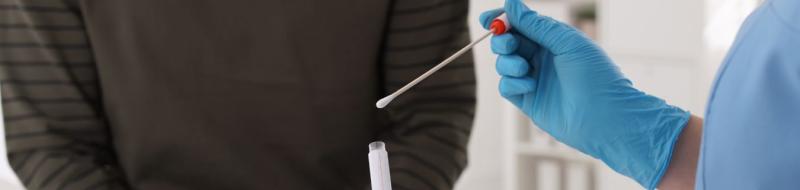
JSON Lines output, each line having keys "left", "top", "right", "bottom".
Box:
{"left": 480, "top": 0, "right": 691, "bottom": 189}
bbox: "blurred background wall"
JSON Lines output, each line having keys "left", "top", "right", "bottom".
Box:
{"left": 455, "top": 0, "right": 759, "bottom": 190}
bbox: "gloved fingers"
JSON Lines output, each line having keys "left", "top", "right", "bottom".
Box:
{"left": 479, "top": 8, "right": 505, "bottom": 29}
{"left": 505, "top": 94, "right": 524, "bottom": 109}
{"left": 522, "top": 36, "right": 546, "bottom": 77}
{"left": 496, "top": 54, "right": 529, "bottom": 77}
{"left": 499, "top": 76, "right": 537, "bottom": 98}
{"left": 491, "top": 33, "right": 519, "bottom": 55}
{"left": 504, "top": 0, "right": 590, "bottom": 55}
{"left": 511, "top": 31, "right": 541, "bottom": 59}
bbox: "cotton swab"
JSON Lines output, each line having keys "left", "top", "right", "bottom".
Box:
{"left": 376, "top": 14, "right": 510, "bottom": 108}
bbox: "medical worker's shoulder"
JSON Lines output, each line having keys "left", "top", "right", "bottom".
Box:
{"left": 758, "top": 0, "right": 800, "bottom": 67}
{"left": 698, "top": 1, "right": 800, "bottom": 190}
{"left": 768, "top": 0, "right": 800, "bottom": 33}
{"left": 753, "top": 0, "right": 800, "bottom": 51}
{"left": 735, "top": 0, "right": 800, "bottom": 62}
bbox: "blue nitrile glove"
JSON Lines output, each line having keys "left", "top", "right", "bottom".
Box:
{"left": 480, "top": 0, "right": 691, "bottom": 189}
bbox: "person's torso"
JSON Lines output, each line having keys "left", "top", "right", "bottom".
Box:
{"left": 79, "top": 0, "right": 390, "bottom": 189}
{"left": 700, "top": 0, "right": 800, "bottom": 189}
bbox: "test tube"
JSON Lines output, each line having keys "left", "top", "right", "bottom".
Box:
{"left": 368, "top": 141, "right": 392, "bottom": 190}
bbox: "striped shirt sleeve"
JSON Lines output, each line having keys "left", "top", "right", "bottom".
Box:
{"left": 1, "top": 0, "right": 127, "bottom": 189}
{"left": 378, "top": 0, "right": 475, "bottom": 189}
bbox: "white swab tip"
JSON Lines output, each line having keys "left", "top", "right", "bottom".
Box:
{"left": 375, "top": 96, "right": 395, "bottom": 108}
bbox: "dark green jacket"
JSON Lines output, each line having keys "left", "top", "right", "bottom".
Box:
{"left": 0, "top": 0, "right": 475, "bottom": 189}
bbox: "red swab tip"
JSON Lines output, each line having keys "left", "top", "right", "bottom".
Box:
{"left": 490, "top": 19, "right": 508, "bottom": 35}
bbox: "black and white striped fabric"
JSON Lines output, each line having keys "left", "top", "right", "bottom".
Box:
{"left": 2, "top": 0, "right": 475, "bottom": 189}
{"left": 1, "top": 0, "right": 126, "bottom": 189}
{"left": 380, "top": 0, "right": 475, "bottom": 190}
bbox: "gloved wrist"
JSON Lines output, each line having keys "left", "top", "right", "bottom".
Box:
{"left": 595, "top": 103, "right": 691, "bottom": 190}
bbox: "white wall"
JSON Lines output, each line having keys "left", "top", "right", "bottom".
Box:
{"left": 454, "top": 0, "right": 507, "bottom": 189}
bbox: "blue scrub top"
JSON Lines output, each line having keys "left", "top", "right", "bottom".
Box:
{"left": 698, "top": 0, "right": 800, "bottom": 189}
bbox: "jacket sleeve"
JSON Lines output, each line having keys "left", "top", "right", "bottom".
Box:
{"left": 378, "top": 0, "right": 476, "bottom": 189}
{"left": 1, "top": 0, "right": 127, "bottom": 189}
